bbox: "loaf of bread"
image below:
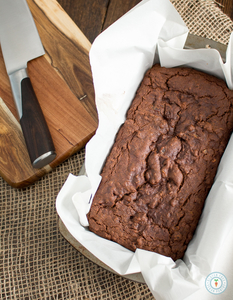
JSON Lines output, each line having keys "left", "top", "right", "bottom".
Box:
{"left": 87, "top": 64, "right": 233, "bottom": 261}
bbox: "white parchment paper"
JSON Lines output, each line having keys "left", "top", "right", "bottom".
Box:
{"left": 56, "top": 0, "right": 233, "bottom": 299}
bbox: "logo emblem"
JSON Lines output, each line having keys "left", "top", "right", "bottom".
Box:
{"left": 205, "top": 272, "right": 227, "bottom": 294}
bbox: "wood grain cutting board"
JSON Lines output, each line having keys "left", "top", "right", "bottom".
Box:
{"left": 0, "top": 0, "right": 98, "bottom": 188}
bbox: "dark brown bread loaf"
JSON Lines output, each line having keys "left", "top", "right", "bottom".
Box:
{"left": 87, "top": 64, "right": 233, "bottom": 261}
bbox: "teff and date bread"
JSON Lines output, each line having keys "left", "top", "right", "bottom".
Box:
{"left": 87, "top": 64, "right": 233, "bottom": 261}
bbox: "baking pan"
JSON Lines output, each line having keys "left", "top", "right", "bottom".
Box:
{"left": 58, "top": 34, "right": 227, "bottom": 283}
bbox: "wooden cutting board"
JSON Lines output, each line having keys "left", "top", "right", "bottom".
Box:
{"left": 0, "top": 0, "right": 98, "bottom": 188}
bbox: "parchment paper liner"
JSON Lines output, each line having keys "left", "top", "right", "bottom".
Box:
{"left": 56, "top": 0, "right": 233, "bottom": 299}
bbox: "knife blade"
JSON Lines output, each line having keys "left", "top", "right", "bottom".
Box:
{"left": 0, "top": 0, "right": 56, "bottom": 169}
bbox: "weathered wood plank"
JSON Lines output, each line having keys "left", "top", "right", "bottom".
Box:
{"left": 57, "top": 0, "right": 110, "bottom": 43}
{"left": 216, "top": 0, "right": 233, "bottom": 20}
{"left": 103, "top": 0, "right": 141, "bottom": 31}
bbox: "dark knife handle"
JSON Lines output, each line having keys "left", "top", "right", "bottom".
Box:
{"left": 19, "top": 77, "right": 56, "bottom": 168}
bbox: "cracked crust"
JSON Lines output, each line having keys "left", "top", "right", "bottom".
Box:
{"left": 87, "top": 64, "right": 233, "bottom": 261}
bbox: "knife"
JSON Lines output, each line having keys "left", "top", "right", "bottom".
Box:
{"left": 0, "top": 0, "right": 56, "bottom": 169}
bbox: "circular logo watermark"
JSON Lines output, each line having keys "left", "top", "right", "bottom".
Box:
{"left": 205, "top": 272, "right": 227, "bottom": 295}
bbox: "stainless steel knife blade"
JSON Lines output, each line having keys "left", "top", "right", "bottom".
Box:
{"left": 0, "top": 0, "right": 56, "bottom": 168}
{"left": 0, "top": 0, "right": 45, "bottom": 75}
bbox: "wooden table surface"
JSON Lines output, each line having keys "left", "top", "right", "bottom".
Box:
{"left": 57, "top": 0, "right": 233, "bottom": 44}
{"left": 218, "top": 0, "right": 233, "bottom": 20}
